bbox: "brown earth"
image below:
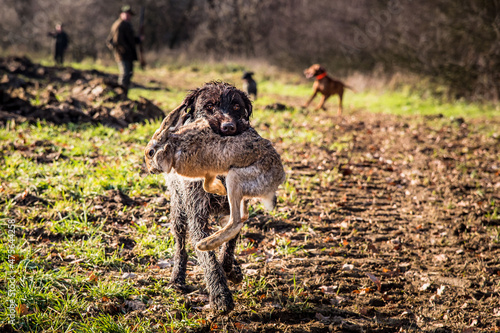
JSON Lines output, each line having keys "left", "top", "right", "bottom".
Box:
{"left": 3, "top": 58, "right": 500, "bottom": 332}
{"left": 0, "top": 56, "right": 165, "bottom": 128}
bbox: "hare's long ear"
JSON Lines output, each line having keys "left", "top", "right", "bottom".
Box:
{"left": 156, "top": 104, "right": 184, "bottom": 137}
{"left": 155, "top": 88, "right": 201, "bottom": 136}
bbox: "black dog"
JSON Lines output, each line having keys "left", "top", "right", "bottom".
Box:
{"left": 153, "top": 81, "right": 253, "bottom": 313}
{"left": 242, "top": 71, "right": 257, "bottom": 100}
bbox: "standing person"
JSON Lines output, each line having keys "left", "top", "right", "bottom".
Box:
{"left": 48, "top": 23, "right": 69, "bottom": 65}
{"left": 107, "top": 5, "right": 142, "bottom": 99}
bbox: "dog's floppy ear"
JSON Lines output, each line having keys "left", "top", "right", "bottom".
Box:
{"left": 241, "top": 90, "right": 253, "bottom": 118}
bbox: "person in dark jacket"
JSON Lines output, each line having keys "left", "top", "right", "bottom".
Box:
{"left": 48, "top": 23, "right": 69, "bottom": 65}
{"left": 107, "top": 5, "right": 142, "bottom": 98}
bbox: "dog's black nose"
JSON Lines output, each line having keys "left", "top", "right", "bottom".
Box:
{"left": 221, "top": 122, "right": 236, "bottom": 135}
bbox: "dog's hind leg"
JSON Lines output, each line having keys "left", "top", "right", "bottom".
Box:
{"left": 217, "top": 199, "right": 247, "bottom": 283}
{"left": 168, "top": 188, "right": 189, "bottom": 289}
{"left": 219, "top": 235, "right": 244, "bottom": 284}
{"left": 338, "top": 89, "right": 344, "bottom": 116}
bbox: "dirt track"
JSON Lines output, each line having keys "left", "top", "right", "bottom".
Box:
{"left": 218, "top": 112, "right": 500, "bottom": 332}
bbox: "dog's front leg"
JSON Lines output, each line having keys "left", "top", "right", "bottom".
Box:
{"left": 303, "top": 90, "right": 318, "bottom": 108}
{"left": 189, "top": 213, "right": 234, "bottom": 313}
{"left": 219, "top": 234, "right": 243, "bottom": 284}
{"left": 169, "top": 189, "right": 189, "bottom": 289}
{"left": 315, "top": 94, "right": 330, "bottom": 111}
{"left": 218, "top": 199, "right": 248, "bottom": 284}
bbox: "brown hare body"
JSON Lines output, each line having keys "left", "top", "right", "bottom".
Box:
{"left": 147, "top": 118, "right": 285, "bottom": 251}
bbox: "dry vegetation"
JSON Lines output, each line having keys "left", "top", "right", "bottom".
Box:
{"left": 0, "top": 0, "right": 498, "bottom": 101}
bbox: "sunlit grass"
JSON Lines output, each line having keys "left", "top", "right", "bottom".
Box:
{"left": 350, "top": 89, "right": 498, "bottom": 118}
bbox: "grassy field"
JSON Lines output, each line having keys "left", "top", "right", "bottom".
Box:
{"left": 1, "top": 59, "right": 499, "bottom": 332}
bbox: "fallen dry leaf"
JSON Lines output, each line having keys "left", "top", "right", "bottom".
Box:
{"left": 87, "top": 272, "right": 98, "bottom": 283}
{"left": 239, "top": 247, "right": 258, "bottom": 255}
{"left": 8, "top": 254, "right": 23, "bottom": 264}
{"left": 234, "top": 322, "right": 245, "bottom": 330}
{"left": 353, "top": 288, "right": 371, "bottom": 294}
{"left": 315, "top": 312, "right": 330, "bottom": 322}
{"left": 319, "top": 285, "right": 336, "bottom": 294}
{"left": 366, "top": 273, "right": 382, "bottom": 291}
{"left": 16, "top": 304, "right": 30, "bottom": 316}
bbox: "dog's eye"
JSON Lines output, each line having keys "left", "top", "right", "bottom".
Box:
{"left": 206, "top": 104, "right": 214, "bottom": 111}
{"left": 233, "top": 104, "right": 240, "bottom": 111}
{"left": 147, "top": 148, "right": 155, "bottom": 158}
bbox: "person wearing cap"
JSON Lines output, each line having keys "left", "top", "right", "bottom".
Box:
{"left": 48, "top": 23, "right": 69, "bottom": 65}
{"left": 107, "top": 5, "right": 142, "bottom": 98}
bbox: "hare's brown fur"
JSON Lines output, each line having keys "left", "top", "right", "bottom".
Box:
{"left": 147, "top": 117, "right": 285, "bottom": 251}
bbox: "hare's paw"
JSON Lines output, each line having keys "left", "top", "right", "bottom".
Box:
{"left": 203, "top": 178, "right": 227, "bottom": 196}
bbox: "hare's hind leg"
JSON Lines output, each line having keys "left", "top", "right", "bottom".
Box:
{"left": 196, "top": 171, "right": 243, "bottom": 251}
{"left": 202, "top": 174, "right": 227, "bottom": 196}
{"left": 241, "top": 199, "right": 249, "bottom": 222}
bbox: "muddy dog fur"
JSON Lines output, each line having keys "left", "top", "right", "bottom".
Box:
{"left": 145, "top": 117, "right": 285, "bottom": 252}
{"left": 145, "top": 82, "right": 255, "bottom": 313}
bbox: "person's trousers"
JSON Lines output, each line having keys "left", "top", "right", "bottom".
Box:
{"left": 118, "top": 60, "right": 133, "bottom": 95}
{"left": 54, "top": 49, "right": 65, "bottom": 65}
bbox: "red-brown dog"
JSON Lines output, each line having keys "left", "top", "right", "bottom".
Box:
{"left": 303, "top": 64, "right": 352, "bottom": 115}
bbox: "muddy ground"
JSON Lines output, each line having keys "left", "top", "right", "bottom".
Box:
{"left": 0, "top": 56, "right": 165, "bottom": 128}
{"left": 2, "top": 58, "right": 500, "bottom": 332}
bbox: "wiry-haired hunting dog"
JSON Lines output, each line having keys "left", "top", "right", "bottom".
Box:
{"left": 303, "top": 64, "right": 353, "bottom": 115}
{"left": 145, "top": 117, "right": 285, "bottom": 252}
{"left": 144, "top": 82, "right": 267, "bottom": 312}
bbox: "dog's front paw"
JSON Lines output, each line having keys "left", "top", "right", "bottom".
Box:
{"left": 210, "top": 291, "right": 234, "bottom": 313}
